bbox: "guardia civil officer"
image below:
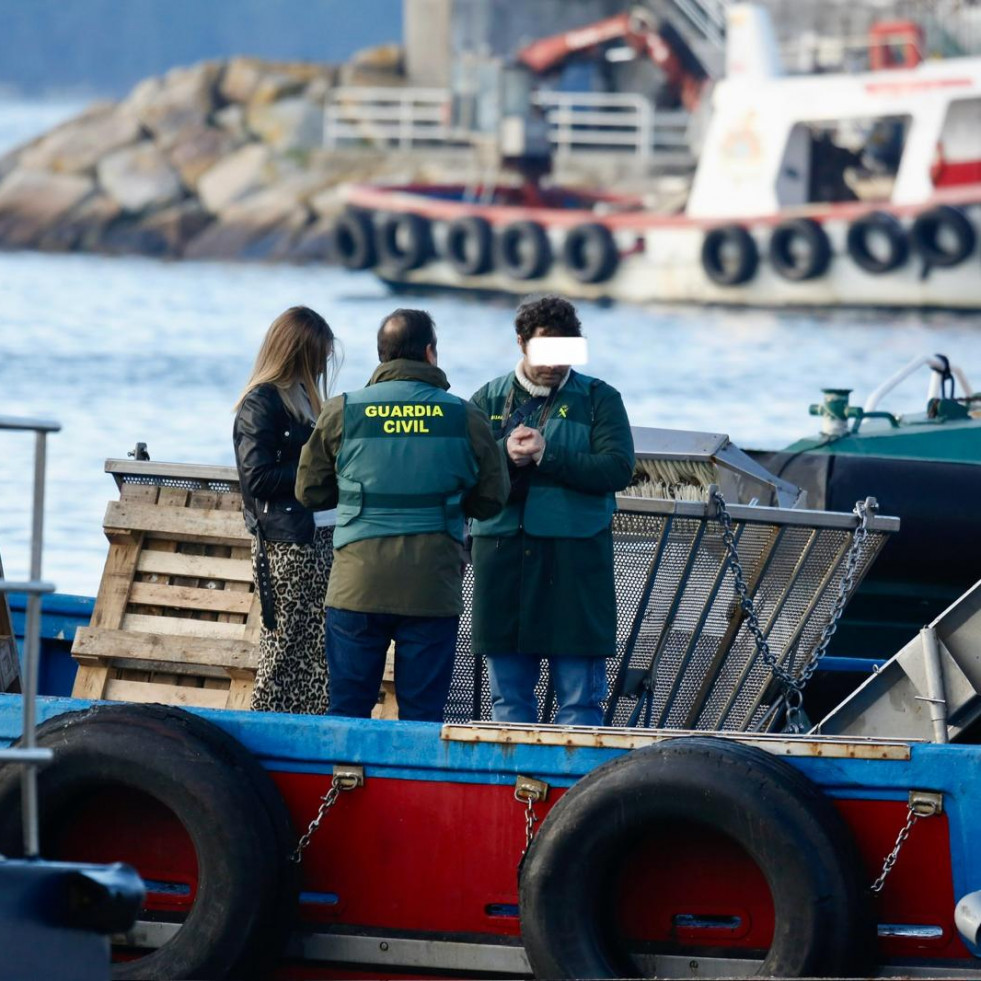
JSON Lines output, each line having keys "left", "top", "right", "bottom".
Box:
{"left": 296, "top": 309, "right": 507, "bottom": 721}
{"left": 470, "top": 295, "right": 635, "bottom": 726}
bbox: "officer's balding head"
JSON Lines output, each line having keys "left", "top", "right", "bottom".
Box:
{"left": 377, "top": 308, "right": 437, "bottom": 365}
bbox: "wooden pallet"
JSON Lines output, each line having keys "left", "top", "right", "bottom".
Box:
{"left": 0, "top": 551, "right": 20, "bottom": 694}
{"left": 71, "top": 462, "right": 260, "bottom": 709}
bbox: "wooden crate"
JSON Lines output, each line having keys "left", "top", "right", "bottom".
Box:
{"left": 0, "top": 551, "right": 20, "bottom": 694}
{"left": 71, "top": 461, "right": 260, "bottom": 710}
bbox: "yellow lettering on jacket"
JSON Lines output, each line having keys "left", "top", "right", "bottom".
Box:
{"left": 382, "top": 419, "right": 431, "bottom": 434}
{"left": 365, "top": 403, "right": 445, "bottom": 420}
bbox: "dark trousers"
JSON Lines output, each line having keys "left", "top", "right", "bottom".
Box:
{"left": 325, "top": 607, "right": 459, "bottom": 722}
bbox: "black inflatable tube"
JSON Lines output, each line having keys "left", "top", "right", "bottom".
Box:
{"left": 519, "top": 737, "right": 873, "bottom": 980}
{"left": 911, "top": 205, "right": 976, "bottom": 277}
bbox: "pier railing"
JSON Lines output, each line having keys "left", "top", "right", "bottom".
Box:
{"left": 323, "top": 86, "right": 691, "bottom": 159}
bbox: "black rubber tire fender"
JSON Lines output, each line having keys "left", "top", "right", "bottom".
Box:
{"left": 331, "top": 209, "right": 376, "bottom": 270}
{"left": 519, "top": 736, "right": 874, "bottom": 980}
{"left": 846, "top": 211, "right": 909, "bottom": 274}
{"left": 700, "top": 224, "right": 758, "bottom": 286}
{"left": 0, "top": 704, "right": 296, "bottom": 980}
{"left": 562, "top": 222, "right": 619, "bottom": 284}
{"left": 911, "top": 204, "right": 976, "bottom": 276}
{"left": 494, "top": 220, "right": 552, "bottom": 280}
{"left": 769, "top": 217, "right": 833, "bottom": 282}
{"left": 375, "top": 212, "right": 433, "bottom": 272}
{"left": 444, "top": 215, "right": 494, "bottom": 276}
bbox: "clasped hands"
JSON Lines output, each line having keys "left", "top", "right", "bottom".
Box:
{"left": 507, "top": 424, "right": 546, "bottom": 467}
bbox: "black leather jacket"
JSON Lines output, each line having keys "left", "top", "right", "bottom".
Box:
{"left": 233, "top": 383, "right": 316, "bottom": 543}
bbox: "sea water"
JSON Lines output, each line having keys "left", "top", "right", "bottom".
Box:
{"left": 1, "top": 101, "right": 980, "bottom": 594}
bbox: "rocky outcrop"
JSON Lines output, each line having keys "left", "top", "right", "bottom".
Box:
{"left": 0, "top": 46, "right": 488, "bottom": 263}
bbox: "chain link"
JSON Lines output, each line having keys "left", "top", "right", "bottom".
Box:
{"left": 522, "top": 795, "right": 538, "bottom": 853}
{"left": 712, "top": 491, "right": 875, "bottom": 732}
{"left": 871, "top": 805, "right": 920, "bottom": 894}
{"left": 291, "top": 774, "right": 359, "bottom": 863}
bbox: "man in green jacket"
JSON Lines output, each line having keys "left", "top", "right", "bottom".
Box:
{"left": 470, "top": 295, "right": 635, "bottom": 726}
{"left": 297, "top": 309, "right": 507, "bottom": 721}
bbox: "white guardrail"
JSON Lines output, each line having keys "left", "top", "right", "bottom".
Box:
{"left": 323, "top": 86, "right": 690, "bottom": 158}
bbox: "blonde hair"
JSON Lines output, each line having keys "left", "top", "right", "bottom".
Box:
{"left": 236, "top": 306, "right": 337, "bottom": 420}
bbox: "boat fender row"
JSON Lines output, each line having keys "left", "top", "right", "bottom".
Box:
{"left": 333, "top": 211, "right": 620, "bottom": 284}
{"left": 519, "top": 737, "right": 876, "bottom": 979}
{"left": 0, "top": 704, "right": 299, "bottom": 981}
{"left": 702, "top": 205, "right": 976, "bottom": 287}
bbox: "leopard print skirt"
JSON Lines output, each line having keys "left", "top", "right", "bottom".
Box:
{"left": 250, "top": 526, "right": 333, "bottom": 715}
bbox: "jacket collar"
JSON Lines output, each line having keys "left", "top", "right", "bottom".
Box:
{"left": 367, "top": 359, "right": 450, "bottom": 390}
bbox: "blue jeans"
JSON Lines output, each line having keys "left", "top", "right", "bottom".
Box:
{"left": 325, "top": 608, "right": 459, "bottom": 722}
{"left": 486, "top": 654, "right": 609, "bottom": 727}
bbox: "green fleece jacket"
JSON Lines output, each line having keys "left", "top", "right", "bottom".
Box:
{"left": 296, "top": 359, "right": 508, "bottom": 617}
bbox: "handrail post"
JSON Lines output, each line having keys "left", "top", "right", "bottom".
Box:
{"left": 21, "top": 429, "right": 47, "bottom": 857}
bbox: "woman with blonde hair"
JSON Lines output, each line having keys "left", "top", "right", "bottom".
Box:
{"left": 233, "top": 305, "right": 338, "bottom": 714}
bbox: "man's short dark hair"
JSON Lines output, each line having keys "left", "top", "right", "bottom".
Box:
{"left": 377, "top": 308, "right": 437, "bottom": 363}
{"left": 514, "top": 295, "right": 582, "bottom": 343}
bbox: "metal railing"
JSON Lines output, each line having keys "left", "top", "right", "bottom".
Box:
{"left": 534, "top": 91, "right": 689, "bottom": 158}
{"left": 323, "top": 86, "right": 467, "bottom": 151}
{"left": 324, "top": 85, "right": 690, "bottom": 159}
{"left": 0, "top": 415, "right": 60, "bottom": 858}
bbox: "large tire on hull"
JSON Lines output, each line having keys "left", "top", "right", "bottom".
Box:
{"left": 519, "top": 737, "right": 873, "bottom": 979}
{"left": 911, "top": 205, "right": 976, "bottom": 276}
{"left": 769, "top": 217, "right": 832, "bottom": 282}
{"left": 332, "top": 210, "right": 376, "bottom": 270}
{"left": 700, "top": 225, "right": 758, "bottom": 286}
{"left": 846, "top": 211, "right": 909, "bottom": 274}
{"left": 562, "top": 222, "right": 619, "bottom": 284}
{"left": 495, "top": 221, "right": 552, "bottom": 280}
{"left": 444, "top": 216, "right": 493, "bottom": 276}
{"left": 376, "top": 212, "right": 432, "bottom": 272}
{"left": 0, "top": 704, "right": 297, "bottom": 980}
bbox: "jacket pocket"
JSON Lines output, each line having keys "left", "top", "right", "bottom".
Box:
{"left": 335, "top": 475, "right": 364, "bottom": 527}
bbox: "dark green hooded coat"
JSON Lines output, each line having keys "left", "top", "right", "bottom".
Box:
{"left": 469, "top": 370, "right": 634, "bottom": 657}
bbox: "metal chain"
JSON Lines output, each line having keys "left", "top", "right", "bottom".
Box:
{"left": 871, "top": 805, "right": 920, "bottom": 894}
{"left": 712, "top": 491, "right": 875, "bottom": 732}
{"left": 291, "top": 774, "right": 358, "bottom": 863}
{"left": 515, "top": 782, "right": 546, "bottom": 861}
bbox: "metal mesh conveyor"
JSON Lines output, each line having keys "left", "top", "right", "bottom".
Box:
{"left": 446, "top": 430, "right": 898, "bottom": 732}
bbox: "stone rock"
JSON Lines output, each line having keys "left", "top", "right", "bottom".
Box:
{"left": 0, "top": 170, "right": 94, "bottom": 247}
{"left": 37, "top": 193, "right": 121, "bottom": 252}
{"left": 168, "top": 126, "right": 240, "bottom": 190}
{"left": 249, "top": 71, "right": 308, "bottom": 107}
{"left": 19, "top": 106, "right": 142, "bottom": 174}
{"left": 101, "top": 200, "right": 211, "bottom": 257}
{"left": 214, "top": 104, "right": 248, "bottom": 140}
{"left": 196, "top": 143, "right": 271, "bottom": 213}
{"left": 121, "top": 77, "right": 164, "bottom": 119}
{"left": 185, "top": 183, "right": 313, "bottom": 260}
{"left": 350, "top": 43, "right": 404, "bottom": 73}
{"left": 219, "top": 57, "right": 265, "bottom": 104}
{"left": 309, "top": 185, "right": 346, "bottom": 219}
{"left": 247, "top": 97, "right": 323, "bottom": 151}
{"left": 137, "top": 62, "right": 221, "bottom": 150}
{"left": 97, "top": 142, "right": 183, "bottom": 213}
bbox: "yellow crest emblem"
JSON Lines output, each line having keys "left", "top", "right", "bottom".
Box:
{"left": 558, "top": 405, "right": 569, "bottom": 419}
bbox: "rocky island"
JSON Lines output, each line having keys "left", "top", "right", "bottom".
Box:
{"left": 0, "top": 48, "right": 463, "bottom": 263}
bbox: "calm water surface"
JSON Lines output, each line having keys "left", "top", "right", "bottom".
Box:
{"left": 1, "top": 102, "right": 979, "bottom": 594}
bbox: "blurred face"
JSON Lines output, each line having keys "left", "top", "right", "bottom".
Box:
{"left": 519, "top": 326, "right": 570, "bottom": 389}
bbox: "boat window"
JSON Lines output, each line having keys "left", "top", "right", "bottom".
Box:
{"left": 777, "top": 115, "right": 911, "bottom": 207}
{"left": 932, "top": 97, "right": 981, "bottom": 188}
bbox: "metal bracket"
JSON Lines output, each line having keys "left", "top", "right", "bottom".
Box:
{"left": 909, "top": 790, "right": 943, "bottom": 817}
{"left": 514, "top": 775, "right": 548, "bottom": 803}
{"left": 333, "top": 764, "right": 365, "bottom": 790}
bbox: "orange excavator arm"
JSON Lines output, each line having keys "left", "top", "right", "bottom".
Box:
{"left": 515, "top": 6, "right": 710, "bottom": 111}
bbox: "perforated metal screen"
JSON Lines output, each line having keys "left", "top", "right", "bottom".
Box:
{"left": 446, "top": 499, "right": 894, "bottom": 732}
